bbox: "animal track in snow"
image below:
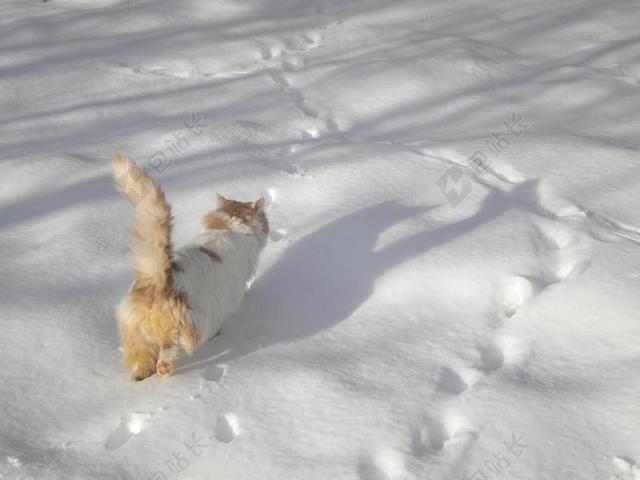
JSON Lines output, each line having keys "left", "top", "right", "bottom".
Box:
{"left": 325, "top": 117, "right": 340, "bottom": 131}
{"left": 550, "top": 238, "right": 591, "bottom": 282}
{"left": 480, "top": 334, "right": 532, "bottom": 372}
{"left": 499, "top": 276, "right": 534, "bottom": 318}
{"left": 438, "top": 367, "right": 468, "bottom": 394}
{"left": 104, "top": 412, "right": 152, "bottom": 450}
{"left": 612, "top": 456, "right": 640, "bottom": 480}
{"left": 259, "top": 26, "right": 324, "bottom": 64}
{"left": 532, "top": 217, "right": 591, "bottom": 282}
{"left": 214, "top": 414, "right": 239, "bottom": 443}
{"left": 437, "top": 366, "right": 484, "bottom": 394}
{"left": 479, "top": 341, "right": 505, "bottom": 371}
{"left": 533, "top": 218, "right": 574, "bottom": 251}
{"left": 262, "top": 24, "right": 343, "bottom": 139}
{"left": 358, "top": 447, "right": 408, "bottom": 480}
{"left": 410, "top": 418, "right": 448, "bottom": 454}
{"left": 302, "top": 30, "right": 324, "bottom": 48}
{"left": 268, "top": 70, "right": 290, "bottom": 88}
{"left": 202, "top": 364, "right": 227, "bottom": 382}
{"left": 554, "top": 257, "right": 591, "bottom": 280}
{"left": 259, "top": 46, "right": 280, "bottom": 60}
{"left": 410, "top": 413, "right": 470, "bottom": 457}
{"left": 258, "top": 28, "right": 323, "bottom": 64}
{"left": 267, "top": 70, "right": 322, "bottom": 120}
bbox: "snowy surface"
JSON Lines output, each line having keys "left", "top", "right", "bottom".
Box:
{"left": 1, "top": 0, "right": 639, "bottom": 479}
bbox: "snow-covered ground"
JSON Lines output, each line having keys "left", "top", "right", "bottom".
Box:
{"left": 1, "top": 0, "right": 639, "bottom": 478}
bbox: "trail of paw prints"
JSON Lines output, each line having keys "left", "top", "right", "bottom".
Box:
{"left": 358, "top": 414, "right": 475, "bottom": 480}
{"left": 245, "top": 74, "right": 317, "bottom": 178}
{"left": 475, "top": 197, "right": 593, "bottom": 373}
{"left": 254, "top": 21, "right": 345, "bottom": 176}
{"left": 260, "top": 24, "right": 343, "bottom": 141}
{"left": 530, "top": 216, "right": 592, "bottom": 286}
{"left": 434, "top": 276, "right": 536, "bottom": 393}
{"left": 436, "top": 231, "right": 571, "bottom": 386}
{"left": 267, "top": 69, "right": 339, "bottom": 138}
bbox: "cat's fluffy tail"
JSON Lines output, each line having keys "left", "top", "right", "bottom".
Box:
{"left": 112, "top": 154, "right": 174, "bottom": 293}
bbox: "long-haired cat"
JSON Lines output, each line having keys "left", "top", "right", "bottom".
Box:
{"left": 112, "top": 155, "right": 268, "bottom": 380}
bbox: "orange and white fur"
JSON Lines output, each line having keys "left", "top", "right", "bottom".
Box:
{"left": 112, "top": 155, "right": 268, "bottom": 380}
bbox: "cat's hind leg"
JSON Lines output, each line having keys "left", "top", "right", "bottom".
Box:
{"left": 156, "top": 341, "right": 179, "bottom": 377}
{"left": 123, "top": 341, "right": 159, "bottom": 381}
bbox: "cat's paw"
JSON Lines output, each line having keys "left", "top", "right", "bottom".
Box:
{"left": 156, "top": 359, "right": 174, "bottom": 377}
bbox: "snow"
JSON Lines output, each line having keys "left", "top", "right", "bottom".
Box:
{"left": 1, "top": 0, "right": 639, "bottom": 479}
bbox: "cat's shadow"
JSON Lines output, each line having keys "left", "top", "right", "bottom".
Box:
{"left": 177, "top": 183, "right": 532, "bottom": 374}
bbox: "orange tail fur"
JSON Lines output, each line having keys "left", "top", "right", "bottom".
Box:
{"left": 112, "top": 154, "right": 174, "bottom": 294}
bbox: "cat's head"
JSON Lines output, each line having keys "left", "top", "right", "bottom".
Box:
{"left": 202, "top": 194, "right": 269, "bottom": 239}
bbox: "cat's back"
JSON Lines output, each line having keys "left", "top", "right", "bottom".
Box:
{"left": 171, "top": 229, "right": 261, "bottom": 334}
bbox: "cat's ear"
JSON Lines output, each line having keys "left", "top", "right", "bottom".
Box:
{"left": 217, "top": 193, "right": 229, "bottom": 205}
{"left": 253, "top": 197, "right": 266, "bottom": 211}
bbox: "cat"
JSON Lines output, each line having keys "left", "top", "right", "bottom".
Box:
{"left": 112, "top": 155, "right": 268, "bottom": 380}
